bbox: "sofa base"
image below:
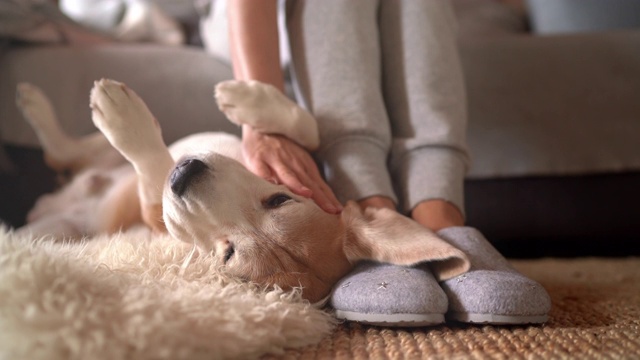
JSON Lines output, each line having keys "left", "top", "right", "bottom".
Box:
{"left": 466, "top": 172, "right": 640, "bottom": 257}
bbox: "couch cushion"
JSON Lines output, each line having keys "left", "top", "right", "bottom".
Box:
{"left": 453, "top": 0, "right": 529, "bottom": 37}
{"left": 461, "top": 30, "right": 640, "bottom": 178}
{"left": 0, "top": 44, "right": 238, "bottom": 150}
{"left": 526, "top": 0, "right": 640, "bottom": 35}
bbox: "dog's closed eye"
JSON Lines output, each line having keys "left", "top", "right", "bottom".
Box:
{"left": 223, "top": 245, "right": 235, "bottom": 263}
{"left": 263, "top": 193, "right": 292, "bottom": 209}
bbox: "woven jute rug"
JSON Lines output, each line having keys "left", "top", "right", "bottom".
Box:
{"left": 270, "top": 257, "right": 640, "bottom": 359}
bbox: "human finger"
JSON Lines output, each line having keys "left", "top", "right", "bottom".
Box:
{"left": 313, "top": 178, "right": 342, "bottom": 213}
{"left": 269, "top": 159, "right": 314, "bottom": 198}
{"left": 246, "top": 157, "right": 278, "bottom": 184}
{"left": 279, "top": 161, "right": 340, "bottom": 214}
{"left": 302, "top": 160, "right": 342, "bottom": 212}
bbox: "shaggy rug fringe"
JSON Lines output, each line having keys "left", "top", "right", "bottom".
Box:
{"left": 0, "top": 227, "right": 335, "bottom": 360}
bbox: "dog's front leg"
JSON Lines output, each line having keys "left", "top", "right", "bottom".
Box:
{"left": 215, "top": 80, "right": 319, "bottom": 150}
{"left": 89, "top": 79, "right": 173, "bottom": 232}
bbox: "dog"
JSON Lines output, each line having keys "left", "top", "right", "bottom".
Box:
{"left": 15, "top": 79, "right": 469, "bottom": 303}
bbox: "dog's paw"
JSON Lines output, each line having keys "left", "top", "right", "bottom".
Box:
{"left": 90, "top": 79, "right": 165, "bottom": 158}
{"left": 215, "top": 80, "right": 263, "bottom": 125}
{"left": 16, "top": 83, "right": 57, "bottom": 130}
{"left": 90, "top": 78, "right": 151, "bottom": 135}
{"left": 215, "top": 80, "right": 292, "bottom": 129}
{"left": 214, "top": 80, "right": 319, "bottom": 150}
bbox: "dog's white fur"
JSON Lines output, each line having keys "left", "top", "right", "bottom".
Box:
{"left": 15, "top": 79, "right": 469, "bottom": 303}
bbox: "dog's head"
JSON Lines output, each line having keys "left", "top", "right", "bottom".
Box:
{"left": 162, "top": 153, "right": 468, "bottom": 303}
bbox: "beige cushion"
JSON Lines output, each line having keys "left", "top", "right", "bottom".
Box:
{"left": 0, "top": 44, "right": 238, "bottom": 151}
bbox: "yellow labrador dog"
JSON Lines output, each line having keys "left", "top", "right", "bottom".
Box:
{"left": 15, "top": 79, "right": 468, "bottom": 303}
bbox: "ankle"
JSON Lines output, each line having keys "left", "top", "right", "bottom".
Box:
{"left": 357, "top": 196, "right": 396, "bottom": 211}
{"left": 411, "top": 200, "right": 464, "bottom": 232}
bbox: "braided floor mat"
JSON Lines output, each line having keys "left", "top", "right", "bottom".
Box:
{"left": 269, "top": 257, "right": 640, "bottom": 359}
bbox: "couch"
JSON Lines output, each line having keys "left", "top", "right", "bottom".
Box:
{"left": 1, "top": 0, "right": 639, "bottom": 257}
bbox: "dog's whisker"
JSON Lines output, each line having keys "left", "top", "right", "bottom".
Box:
{"left": 179, "top": 243, "right": 198, "bottom": 277}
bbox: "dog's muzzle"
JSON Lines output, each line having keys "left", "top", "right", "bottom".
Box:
{"left": 170, "top": 158, "right": 207, "bottom": 196}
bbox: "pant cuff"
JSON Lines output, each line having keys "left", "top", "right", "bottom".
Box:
{"left": 392, "top": 147, "right": 468, "bottom": 215}
{"left": 318, "top": 137, "right": 397, "bottom": 205}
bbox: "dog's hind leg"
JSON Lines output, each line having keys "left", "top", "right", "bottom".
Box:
{"left": 89, "top": 79, "right": 174, "bottom": 232}
{"left": 15, "top": 83, "right": 111, "bottom": 171}
{"left": 16, "top": 83, "right": 118, "bottom": 173}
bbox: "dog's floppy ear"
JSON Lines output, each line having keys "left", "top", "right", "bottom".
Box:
{"left": 341, "top": 201, "right": 470, "bottom": 281}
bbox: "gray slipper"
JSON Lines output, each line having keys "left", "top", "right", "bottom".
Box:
{"left": 437, "top": 227, "right": 551, "bottom": 324}
{"left": 329, "top": 261, "right": 448, "bottom": 327}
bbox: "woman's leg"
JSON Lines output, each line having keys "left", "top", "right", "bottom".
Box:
{"left": 379, "top": 0, "right": 469, "bottom": 223}
{"left": 380, "top": 0, "right": 466, "bottom": 231}
{"left": 286, "top": 0, "right": 396, "bottom": 206}
{"left": 286, "top": 0, "right": 448, "bottom": 327}
{"left": 378, "top": 0, "right": 550, "bottom": 324}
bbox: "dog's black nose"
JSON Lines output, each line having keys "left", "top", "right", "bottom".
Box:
{"left": 170, "top": 158, "right": 207, "bottom": 196}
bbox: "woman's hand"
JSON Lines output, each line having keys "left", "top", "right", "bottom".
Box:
{"left": 242, "top": 125, "right": 342, "bottom": 214}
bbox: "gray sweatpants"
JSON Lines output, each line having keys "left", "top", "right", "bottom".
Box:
{"left": 285, "top": 0, "right": 470, "bottom": 215}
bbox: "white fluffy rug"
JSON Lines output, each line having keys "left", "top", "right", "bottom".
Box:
{"left": 0, "top": 227, "right": 335, "bottom": 360}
